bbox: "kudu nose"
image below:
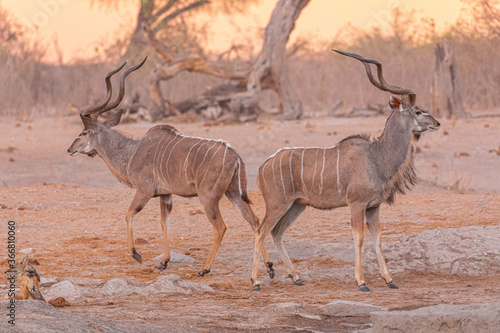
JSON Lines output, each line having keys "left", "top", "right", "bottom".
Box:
{"left": 436, "top": 121, "right": 441, "bottom": 127}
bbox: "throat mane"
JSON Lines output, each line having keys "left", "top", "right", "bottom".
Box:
{"left": 382, "top": 140, "right": 416, "bottom": 204}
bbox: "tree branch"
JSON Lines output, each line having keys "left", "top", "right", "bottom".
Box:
{"left": 152, "top": 0, "right": 209, "bottom": 32}
{"left": 151, "top": 0, "right": 177, "bottom": 20}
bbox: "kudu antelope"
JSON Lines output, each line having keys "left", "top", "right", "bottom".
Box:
{"left": 250, "top": 50, "right": 440, "bottom": 292}
{"left": 67, "top": 59, "right": 274, "bottom": 278}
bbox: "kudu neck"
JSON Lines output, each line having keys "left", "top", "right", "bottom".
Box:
{"left": 96, "top": 127, "right": 140, "bottom": 186}
{"left": 374, "top": 112, "right": 414, "bottom": 179}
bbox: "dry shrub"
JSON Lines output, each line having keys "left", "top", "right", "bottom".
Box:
{"left": 1, "top": 1, "right": 500, "bottom": 117}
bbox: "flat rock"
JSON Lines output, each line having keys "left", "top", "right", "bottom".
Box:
{"left": 102, "top": 278, "right": 138, "bottom": 296}
{"left": 0, "top": 300, "right": 168, "bottom": 333}
{"left": 40, "top": 276, "right": 61, "bottom": 288}
{"left": 298, "top": 313, "right": 322, "bottom": 320}
{"left": 272, "top": 302, "right": 302, "bottom": 310}
{"left": 153, "top": 251, "right": 196, "bottom": 263}
{"left": 370, "top": 302, "right": 500, "bottom": 333}
{"left": 101, "top": 275, "right": 213, "bottom": 297}
{"left": 43, "top": 280, "right": 87, "bottom": 302}
{"left": 321, "top": 300, "right": 388, "bottom": 317}
{"left": 20, "top": 248, "right": 33, "bottom": 254}
{"left": 364, "top": 226, "right": 500, "bottom": 276}
{"left": 145, "top": 274, "right": 214, "bottom": 294}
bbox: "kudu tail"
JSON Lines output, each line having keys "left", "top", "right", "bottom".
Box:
{"left": 237, "top": 158, "right": 251, "bottom": 204}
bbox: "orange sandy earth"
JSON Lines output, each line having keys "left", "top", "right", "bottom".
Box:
{"left": 1, "top": 113, "right": 499, "bottom": 331}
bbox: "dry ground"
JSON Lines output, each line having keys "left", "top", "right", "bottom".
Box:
{"left": 0, "top": 113, "right": 499, "bottom": 331}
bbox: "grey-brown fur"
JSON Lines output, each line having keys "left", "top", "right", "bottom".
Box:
{"left": 68, "top": 60, "right": 273, "bottom": 277}
{"left": 250, "top": 51, "right": 440, "bottom": 292}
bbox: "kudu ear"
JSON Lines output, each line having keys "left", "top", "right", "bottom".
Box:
{"left": 80, "top": 114, "right": 97, "bottom": 130}
{"left": 21, "top": 256, "right": 29, "bottom": 265}
{"left": 389, "top": 95, "right": 404, "bottom": 111}
{"left": 101, "top": 109, "right": 123, "bottom": 128}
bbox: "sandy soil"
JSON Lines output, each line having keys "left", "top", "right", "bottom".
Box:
{"left": 0, "top": 113, "right": 499, "bottom": 331}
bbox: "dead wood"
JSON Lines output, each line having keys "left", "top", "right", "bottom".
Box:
{"left": 140, "top": 0, "right": 310, "bottom": 122}
{"left": 431, "top": 40, "right": 466, "bottom": 118}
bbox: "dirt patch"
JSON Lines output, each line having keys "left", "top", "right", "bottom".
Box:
{"left": 1, "top": 115, "right": 499, "bottom": 331}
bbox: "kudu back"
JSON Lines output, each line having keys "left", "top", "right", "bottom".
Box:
{"left": 250, "top": 50, "right": 440, "bottom": 292}
{"left": 68, "top": 59, "right": 274, "bottom": 278}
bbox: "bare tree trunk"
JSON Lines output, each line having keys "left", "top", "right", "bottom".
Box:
{"left": 141, "top": 0, "right": 309, "bottom": 121}
{"left": 431, "top": 40, "right": 466, "bottom": 118}
{"left": 123, "top": 0, "right": 155, "bottom": 60}
{"left": 248, "top": 0, "right": 310, "bottom": 119}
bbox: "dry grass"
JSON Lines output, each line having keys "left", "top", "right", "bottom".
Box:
{"left": 1, "top": 1, "right": 500, "bottom": 117}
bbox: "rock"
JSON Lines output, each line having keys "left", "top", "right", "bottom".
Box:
{"left": 100, "top": 275, "right": 213, "bottom": 297}
{"left": 43, "top": 280, "right": 87, "bottom": 302}
{"left": 0, "top": 300, "right": 167, "bottom": 332}
{"left": 272, "top": 302, "right": 302, "bottom": 310}
{"left": 153, "top": 251, "right": 196, "bottom": 263}
{"left": 40, "top": 276, "right": 61, "bottom": 288}
{"left": 146, "top": 274, "right": 213, "bottom": 294}
{"left": 364, "top": 226, "right": 500, "bottom": 276}
{"left": 20, "top": 248, "right": 33, "bottom": 254}
{"left": 298, "top": 313, "right": 322, "bottom": 320}
{"left": 321, "top": 300, "right": 388, "bottom": 317}
{"left": 135, "top": 238, "right": 149, "bottom": 244}
{"left": 370, "top": 302, "right": 500, "bottom": 333}
{"left": 48, "top": 297, "right": 70, "bottom": 308}
{"left": 102, "top": 278, "right": 139, "bottom": 296}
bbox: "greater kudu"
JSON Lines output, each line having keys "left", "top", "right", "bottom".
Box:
{"left": 250, "top": 50, "right": 440, "bottom": 291}
{"left": 68, "top": 59, "right": 274, "bottom": 278}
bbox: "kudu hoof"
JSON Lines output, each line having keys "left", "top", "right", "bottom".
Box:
{"left": 197, "top": 269, "right": 210, "bottom": 277}
{"left": 132, "top": 248, "right": 142, "bottom": 264}
{"left": 267, "top": 262, "right": 275, "bottom": 279}
{"left": 386, "top": 281, "right": 399, "bottom": 289}
{"left": 158, "top": 259, "right": 170, "bottom": 270}
{"left": 358, "top": 284, "right": 371, "bottom": 292}
{"left": 288, "top": 274, "right": 304, "bottom": 286}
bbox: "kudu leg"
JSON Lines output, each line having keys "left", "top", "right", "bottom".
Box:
{"left": 226, "top": 191, "right": 275, "bottom": 279}
{"left": 251, "top": 206, "right": 290, "bottom": 291}
{"left": 350, "top": 204, "right": 369, "bottom": 292}
{"left": 271, "top": 201, "right": 307, "bottom": 285}
{"left": 366, "top": 206, "right": 398, "bottom": 289}
{"left": 125, "top": 192, "right": 151, "bottom": 264}
{"left": 158, "top": 195, "right": 173, "bottom": 270}
{"left": 197, "top": 198, "right": 227, "bottom": 277}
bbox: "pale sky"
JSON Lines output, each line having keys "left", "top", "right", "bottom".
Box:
{"left": 3, "top": 0, "right": 464, "bottom": 63}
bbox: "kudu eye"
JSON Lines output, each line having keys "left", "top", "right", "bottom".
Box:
{"left": 82, "top": 131, "right": 88, "bottom": 136}
{"left": 415, "top": 111, "right": 422, "bottom": 115}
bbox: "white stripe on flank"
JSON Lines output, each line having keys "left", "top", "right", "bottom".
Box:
{"left": 237, "top": 159, "right": 243, "bottom": 196}
{"left": 160, "top": 133, "right": 179, "bottom": 183}
{"left": 336, "top": 145, "right": 341, "bottom": 194}
{"left": 196, "top": 141, "right": 218, "bottom": 173}
{"left": 289, "top": 150, "right": 295, "bottom": 192}
{"left": 279, "top": 151, "right": 286, "bottom": 198}
{"left": 260, "top": 159, "right": 270, "bottom": 188}
{"left": 153, "top": 131, "right": 168, "bottom": 182}
{"left": 301, "top": 148, "right": 306, "bottom": 194}
{"left": 319, "top": 149, "right": 326, "bottom": 195}
{"left": 184, "top": 139, "right": 203, "bottom": 180}
{"left": 190, "top": 140, "right": 207, "bottom": 179}
{"left": 203, "top": 142, "right": 223, "bottom": 177}
{"left": 222, "top": 144, "right": 228, "bottom": 167}
{"left": 165, "top": 136, "right": 186, "bottom": 181}
{"left": 272, "top": 156, "right": 278, "bottom": 191}
{"left": 312, "top": 149, "right": 319, "bottom": 189}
